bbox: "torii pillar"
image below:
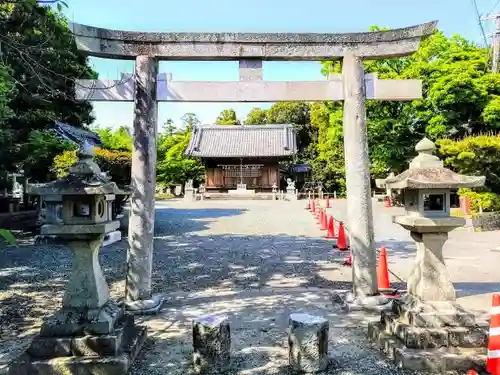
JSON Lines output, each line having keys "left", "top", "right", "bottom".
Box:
{"left": 125, "top": 56, "right": 162, "bottom": 312}
{"left": 71, "top": 21, "right": 437, "bottom": 311}
{"left": 342, "top": 54, "right": 376, "bottom": 298}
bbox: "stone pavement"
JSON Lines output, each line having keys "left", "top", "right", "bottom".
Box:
{"left": 0, "top": 198, "right": 498, "bottom": 374}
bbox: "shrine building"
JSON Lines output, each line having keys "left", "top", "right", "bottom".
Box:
{"left": 184, "top": 124, "right": 298, "bottom": 193}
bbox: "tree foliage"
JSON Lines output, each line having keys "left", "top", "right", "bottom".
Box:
{"left": 244, "top": 108, "right": 267, "bottom": 125}
{"left": 156, "top": 122, "right": 204, "bottom": 186}
{"left": 0, "top": 0, "right": 96, "bottom": 183}
{"left": 93, "top": 126, "right": 132, "bottom": 151}
{"left": 437, "top": 135, "right": 500, "bottom": 193}
{"left": 215, "top": 109, "right": 240, "bottom": 125}
{"left": 316, "top": 29, "right": 500, "bottom": 195}
{"left": 309, "top": 102, "right": 346, "bottom": 194}
{"left": 53, "top": 147, "right": 132, "bottom": 186}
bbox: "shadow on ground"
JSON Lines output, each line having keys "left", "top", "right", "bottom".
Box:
{"left": 0, "top": 205, "right": 497, "bottom": 374}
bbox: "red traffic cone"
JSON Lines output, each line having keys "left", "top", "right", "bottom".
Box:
{"left": 320, "top": 210, "right": 328, "bottom": 230}
{"left": 465, "top": 369, "right": 485, "bottom": 375}
{"left": 377, "top": 248, "right": 390, "bottom": 290}
{"left": 317, "top": 209, "right": 324, "bottom": 225}
{"left": 326, "top": 198, "right": 330, "bottom": 208}
{"left": 325, "top": 216, "right": 335, "bottom": 239}
{"left": 384, "top": 196, "right": 391, "bottom": 208}
{"left": 305, "top": 200, "right": 311, "bottom": 210}
{"left": 487, "top": 294, "right": 500, "bottom": 375}
{"left": 343, "top": 253, "right": 352, "bottom": 267}
{"left": 334, "top": 222, "right": 348, "bottom": 251}
{"left": 311, "top": 200, "right": 316, "bottom": 215}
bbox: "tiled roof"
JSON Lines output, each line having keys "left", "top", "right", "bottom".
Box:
{"left": 52, "top": 121, "right": 102, "bottom": 147}
{"left": 184, "top": 124, "right": 297, "bottom": 158}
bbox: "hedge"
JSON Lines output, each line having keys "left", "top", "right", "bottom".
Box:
{"left": 53, "top": 147, "right": 131, "bottom": 186}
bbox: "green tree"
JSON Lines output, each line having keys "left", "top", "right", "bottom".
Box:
{"left": 0, "top": 0, "right": 96, "bottom": 181}
{"left": 156, "top": 113, "right": 204, "bottom": 186}
{"left": 244, "top": 108, "right": 267, "bottom": 124}
{"left": 319, "top": 28, "right": 499, "bottom": 183}
{"left": 161, "top": 118, "right": 176, "bottom": 136}
{"left": 309, "top": 102, "right": 346, "bottom": 194}
{"left": 215, "top": 109, "right": 240, "bottom": 125}
{"left": 181, "top": 113, "right": 200, "bottom": 129}
{"left": 93, "top": 126, "right": 132, "bottom": 151}
{"left": 156, "top": 128, "right": 204, "bottom": 186}
{"left": 20, "top": 130, "right": 74, "bottom": 182}
{"left": 266, "top": 102, "right": 312, "bottom": 161}
{"left": 53, "top": 147, "right": 132, "bottom": 186}
{"left": 437, "top": 135, "right": 500, "bottom": 193}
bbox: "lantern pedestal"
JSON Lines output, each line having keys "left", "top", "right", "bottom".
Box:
{"left": 367, "top": 138, "right": 488, "bottom": 372}
{"left": 9, "top": 232, "right": 147, "bottom": 375}
{"left": 368, "top": 297, "right": 488, "bottom": 373}
{"left": 368, "top": 219, "right": 488, "bottom": 372}
{"left": 10, "top": 315, "right": 147, "bottom": 375}
{"left": 9, "top": 142, "right": 145, "bottom": 375}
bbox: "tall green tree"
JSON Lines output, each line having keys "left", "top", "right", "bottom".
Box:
{"left": 215, "top": 109, "right": 240, "bottom": 125}
{"left": 244, "top": 108, "right": 267, "bottom": 124}
{"left": 161, "top": 118, "right": 176, "bottom": 136}
{"left": 318, "top": 28, "right": 499, "bottom": 187}
{"left": 266, "top": 102, "right": 312, "bottom": 161}
{"left": 156, "top": 114, "right": 204, "bottom": 186}
{"left": 181, "top": 113, "right": 201, "bottom": 129}
{"left": 308, "top": 102, "right": 346, "bottom": 194}
{"left": 0, "top": 0, "right": 96, "bottom": 181}
{"left": 93, "top": 126, "right": 132, "bottom": 151}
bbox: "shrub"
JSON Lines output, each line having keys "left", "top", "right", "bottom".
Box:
{"left": 458, "top": 188, "right": 500, "bottom": 213}
{"left": 437, "top": 135, "right": 500, "bottom": 193}
{"left": 155, "top": 193, "right": 174, "bottom": 200}
{"left": 52, "top": 147, "right": 131, "bottom": 186}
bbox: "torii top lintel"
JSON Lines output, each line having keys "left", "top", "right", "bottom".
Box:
{"left": 69, "top": 21, "right": 437, "bottom": 61}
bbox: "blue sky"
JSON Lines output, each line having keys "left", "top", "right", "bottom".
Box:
{"left": 62, "top": 0, "right": 500, "bottom": 129}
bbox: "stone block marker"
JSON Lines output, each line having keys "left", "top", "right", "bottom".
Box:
{"left": 288, "top": 313, "right": 329, "bottom": 373}
{"left": 192, "top": 315, "right": 230, "bottom": 374}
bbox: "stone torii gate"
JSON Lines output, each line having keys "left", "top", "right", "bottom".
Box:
{"left": 71, "top": 21, "right": 437, "bottom": 311}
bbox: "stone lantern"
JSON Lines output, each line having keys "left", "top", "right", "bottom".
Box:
{"left": 198, "top": 183, "right": 206, "bottom": 201}
{"left": 272, "top": 182, "right": 277, "bottom": 200}
{"left": 368, "top": 138, "right": 488, "bottom": 372}
{"left": 9, "top": 142, "right": 145, "bottom": 375}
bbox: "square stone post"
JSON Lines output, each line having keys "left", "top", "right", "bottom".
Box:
{"left": 126, "top": 55, "right": 163, "bottom": 313}
{"left": 341, "top": 54, "right": 377, "bottom": 297}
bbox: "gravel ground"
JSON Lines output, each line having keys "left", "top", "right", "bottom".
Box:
{"left": 0, "top": 198, "right": 497, "bottom": 374}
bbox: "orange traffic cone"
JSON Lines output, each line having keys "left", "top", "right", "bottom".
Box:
{"left": 325, "top": 216, "right": 335, "bottom": 239}
{"left": 326, "top": 198, "right": 330, "bottom": 208}
{"left": 305, "top": 200, "right": 311, "bottom": 210}
{"left": 320, "top": 210, "right": 328, "bottom": 230}
{"left": 377, "top": 248, "right": 390, "bottom": 290}
{"left": 311, "top": 200, "right": 316, "bottom": 215}
{"left": 334, "top": 222, "right": 348, "bottom": 251}
{"left": 487, "top": 294, "right": 500, "bottom": 375}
